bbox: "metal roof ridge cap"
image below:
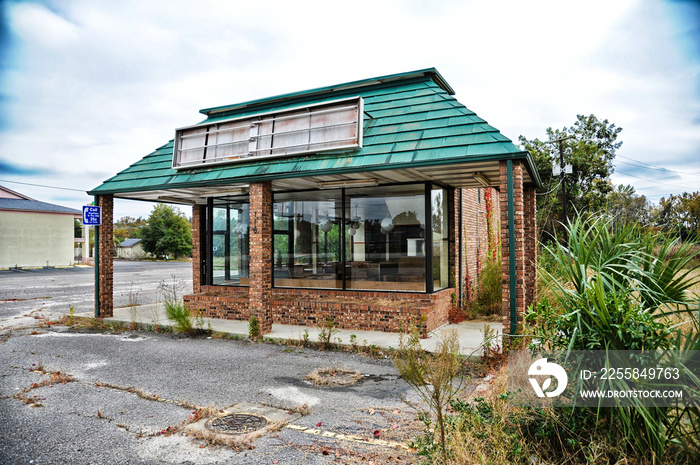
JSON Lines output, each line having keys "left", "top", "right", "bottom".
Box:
{"left": 198, "top": 68, "right": 453, "bottom": 116}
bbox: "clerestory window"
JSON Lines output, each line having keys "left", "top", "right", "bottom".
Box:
{"left": 173, "top": 97, "right": 363, "bottom": 169}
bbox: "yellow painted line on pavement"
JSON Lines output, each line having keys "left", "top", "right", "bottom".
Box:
{"left": 285, "top": 424, "right": 410, "bottom": 450}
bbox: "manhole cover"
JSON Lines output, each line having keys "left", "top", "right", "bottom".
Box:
{"left": 206, "top": 413, "right": 267, "bottom": 434}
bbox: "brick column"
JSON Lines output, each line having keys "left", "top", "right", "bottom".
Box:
{"left": 523, "top": 185, "right": 538, "bottom": 309}
{"left": 97, "top": 194, "right": 114, "bottom": 318}
{"left": 499, "top": 161, "right": 526, "bottom": 333}
{"left": 249, "top": 181, "right": 273, "bottom": 334}
{"left": 191, "top": 204, "right": 205, "bottom": 294}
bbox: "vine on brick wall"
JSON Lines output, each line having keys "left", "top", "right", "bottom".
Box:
{"left": 484, "top": 188, "right": 499, "bottom": 261}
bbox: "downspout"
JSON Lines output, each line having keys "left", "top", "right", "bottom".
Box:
{"left": 458, "top": 189, "right": 463, "bottom": 307}
{"left": 94, "top": 196, "right": 100, "bottom": 318}
{"left": 507, "top": 161, "right": 517, "bottom": 335}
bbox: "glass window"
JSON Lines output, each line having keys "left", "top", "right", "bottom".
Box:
{"left": 212, "top": 200, "right": 249, "bottom": 285}
{"left": 345, "top": 185, "right": 426, "bottom": 292}
{"left": 267, "top": 183, "right": 447, "bottom": 293}
{"left": 432, "top": 187, "right": 449, "bottom": 290}
{"left": 173, "top": 97, "right": 363, "bottom": 169}
{"left": 273, "top": 191, "right": 342, "bottom": 289}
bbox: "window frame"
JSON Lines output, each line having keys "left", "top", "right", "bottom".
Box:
{"left": 173, "top": 97, "right": 364, "bottom": 169}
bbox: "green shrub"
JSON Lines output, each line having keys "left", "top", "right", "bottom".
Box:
{"left": 248, "top": 315, "right": 260, "bottom": 340}
{"left": 163, "top": 300, "right": 195, "bottom": 335}
{"left": 526, "top": 213, "right": 700, "bottom": 462}
{"left": 316, "top": 315, "right": 338, "bottom": 349}
{"left": 468, "top": 255, "right": 502, "bottom": 317}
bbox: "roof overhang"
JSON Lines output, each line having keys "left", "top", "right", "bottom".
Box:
{"left": 102, "top": 152, "right": 539, "bottom": 206}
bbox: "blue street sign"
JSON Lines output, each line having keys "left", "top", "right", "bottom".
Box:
{"left": 82, "top": 206, "right": 102, "bottom": 226}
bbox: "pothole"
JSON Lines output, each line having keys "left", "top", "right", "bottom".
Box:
{"left": 206, "top": 413, "right": 267, "bottom": 435}
{"left": 304, "top": 368, "right": 362, "bottom": 387}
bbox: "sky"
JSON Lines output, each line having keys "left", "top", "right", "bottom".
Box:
{"left": 0, "top": 0, "right": 698, "bottom": 220}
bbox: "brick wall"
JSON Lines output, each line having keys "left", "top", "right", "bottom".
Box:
{"left": 524, "top": 186, "right": 537, "bottom": 309}
{"left": 499, "top": 161, "right": 526, "bottom": 333}
{"left": 453, "top": 187, "right": 500, "bottom": 308}
{"left": 97, "top": 194, "right": 114, "bottom": 318}
{"left": 191, "top": 205, "right": 205, "bottom": 294}
{"left": 184, "top": 283, "right": 455, "bottom": 336}
{"left": 249, "top": 181, "right": 273, "bottom": 334}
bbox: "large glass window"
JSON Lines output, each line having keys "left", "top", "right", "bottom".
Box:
{"left": 212, "top": 200, "right": 249, "bottom": 285}
{"left": 345, "top": 185, "right": 426, "bottom": 292}
{"left": 273, "top": 191, "right": 342, "bottom": 289}
{"left": 432, "top": 187, "right": 449, "bottom": 290}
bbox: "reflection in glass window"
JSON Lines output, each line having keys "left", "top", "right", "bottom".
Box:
{"left": 268, "top": 183, "right": 448, "bottom": 293}
{"left": 345, "top": 185, "right": 426, "bottom": 292}
{"left": 212, "top": 200, "right": 249, "bottom": 285}
{"left": 432, "top": 187, "right": 449, "bottom": 290}
{"left": 273, "top": 191, "right": 342, "bottom": 289}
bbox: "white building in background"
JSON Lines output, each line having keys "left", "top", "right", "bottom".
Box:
{"left": 116, "top": 238, "right": 149, "bottom": 260}
{"left": 0, "top": 185, "right": 82, "bottom": 268}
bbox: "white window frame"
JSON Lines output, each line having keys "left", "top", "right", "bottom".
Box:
{"left": 173, "top": 97, "right": 364, "bottom": 169}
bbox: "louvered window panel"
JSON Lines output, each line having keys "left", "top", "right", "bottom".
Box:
{"left": 173, "top": 97, "right": 362, "bottom": 169}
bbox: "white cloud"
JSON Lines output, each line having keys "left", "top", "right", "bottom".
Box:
{"left": 0, "top": 0, "right": 698, "bottom": 219}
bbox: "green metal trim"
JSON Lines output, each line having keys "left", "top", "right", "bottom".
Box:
{"left": 507, "top": 160, "right": 517, "bottom": 335}
{"left": 94, "top": 196, "right": 100, "bottom": 318}
{"left": 88, "top": 151, "right": 537, "bottom": 196}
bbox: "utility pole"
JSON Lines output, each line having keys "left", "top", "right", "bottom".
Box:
{"left": 547, "top": 135, "right": 574, "bottom": 225}
{"left": 558, "top": 138, "right": 568, "bottom": 222}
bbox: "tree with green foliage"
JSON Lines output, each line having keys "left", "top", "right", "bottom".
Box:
{"left": 519, "top": 114, "right": 622, "bottom": 240}
{"left": 140, "top": 204, "right": 192, "bottom": 258}
{"left": 654, "top": 191, "right": 700, "bottom": 239}
{"left": 113, "top": 215, "right": 147, "bottom": 245}
{"left": 604, "top": 184, "right": 650, "bottom": 229}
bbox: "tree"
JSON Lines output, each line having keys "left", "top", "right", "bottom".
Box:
{"left": 519, "top": 114, "right": 623, "bottom": 240}
{"left": 605, "top": 184, "right": 650, "bottom": 229}
{"left": 653, "top": 191, "right": 700, "bottom": 239}
{"left": 113, "top": 216, "right": 147, "bottom": 245}
{"left": 140, "top": 204, "right": 192, "bottom": 258}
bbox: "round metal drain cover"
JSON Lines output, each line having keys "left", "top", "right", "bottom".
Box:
{"left": 206, "top": 414, "right": 267, "bottom": 434}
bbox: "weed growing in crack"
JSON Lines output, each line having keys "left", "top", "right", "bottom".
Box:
{"left": 14, "top": 369, "right": 76, "bottom": 408}
{"left": 316, "top": 314, "right": 338, "bottom": 350}
{"left": 248, "top": 316, "right": 260, "bottom": 340}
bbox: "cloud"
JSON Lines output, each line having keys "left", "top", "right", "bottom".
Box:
{"left": 0, "top": 159, "right": 54, "bottom": 176}
{"left": 0, "top": 0, "right": 698, "bottom": 215}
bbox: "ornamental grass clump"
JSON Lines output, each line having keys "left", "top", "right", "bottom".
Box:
{"left": 527, "top": 213, "right": 700, "bottom": 463}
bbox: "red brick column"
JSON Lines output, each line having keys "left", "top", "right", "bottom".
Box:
{"left": 97, "top": 194, "right": 114, "bottom": 318}
{"left": 499, "top": 161, "right": 526, "bottom": 333}
{"left": 523, "top": 185, "right": 538, "bottom": 309}
{"left": 191, "top": 204, "right": 205, "bottom": 294}
{"left": 249, "top": 181, "right": 273, "bottom": 334}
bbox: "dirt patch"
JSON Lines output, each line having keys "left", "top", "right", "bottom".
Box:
{"left": 304, "top": 367, "right": 362, "bottom": 387}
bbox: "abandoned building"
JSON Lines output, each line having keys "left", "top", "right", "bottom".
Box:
{"left": 89, "top": 68, "right": 540, "bottom": 335}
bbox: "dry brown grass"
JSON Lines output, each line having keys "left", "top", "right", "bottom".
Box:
{"left": 13, "top": 369, "right": 76, "bottom": 408}
{"left": 304, "top": 367, "right": 362, "bottom": 387}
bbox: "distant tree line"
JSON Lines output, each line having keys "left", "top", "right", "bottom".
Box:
{"left": 520, "top": 114, "right": 699, "bottom": 241}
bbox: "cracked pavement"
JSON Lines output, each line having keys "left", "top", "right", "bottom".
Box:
{"left": 0, "top": 263, "right": 425, "bottom": 464}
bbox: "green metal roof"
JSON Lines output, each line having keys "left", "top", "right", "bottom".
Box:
{"left": 89, "top": 68, "right": 540, "bottom": 198}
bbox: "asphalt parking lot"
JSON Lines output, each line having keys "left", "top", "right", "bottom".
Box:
{"left": 0, "top": 263, "right": 426, "bottom": 464}
{"left": 0, "top": 261, "right": 192, "bottom": 322}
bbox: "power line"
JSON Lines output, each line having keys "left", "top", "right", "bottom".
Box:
{"left": 615, "top": 170, "right": 699, "bottom": 191}
{"left": 616, "top": 155, "right": 700, "bottom": 176}
{"left": 0, "top": 179, "right": 87, "bottom": 193}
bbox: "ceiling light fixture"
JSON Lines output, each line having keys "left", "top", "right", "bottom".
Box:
{"left": 473, "top": 172, "right": 490, "bottom": 187}
{"left": 317, "top": 179, "right": 379, "bottom": 189}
